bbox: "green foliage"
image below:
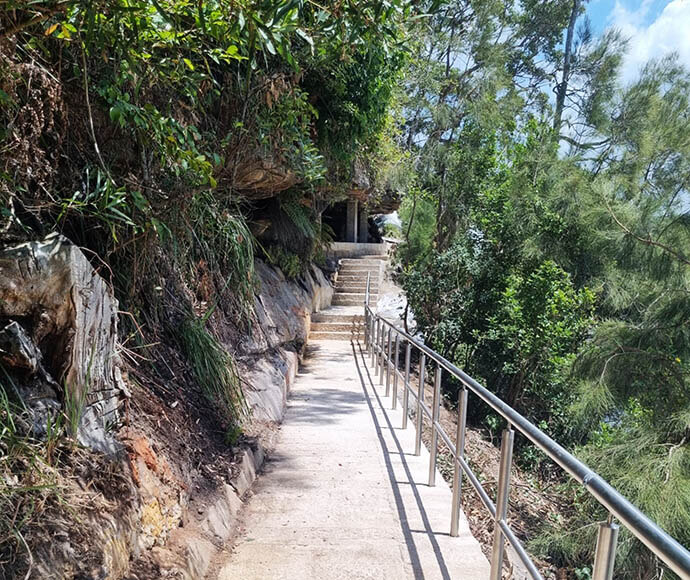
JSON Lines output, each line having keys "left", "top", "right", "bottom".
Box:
{"left": 258, "top": 192, "right": 334, "bottom": 273}
{"left": 264, "top": 244, "right": 302, "bottom": 280}
{"left": 478, "top": 262, "right": 594, "bottom": 440}
{"left": 257, "top": 86, "right": 325, "bottom": 184}
{"left": 380, "top": 222, "right": 401, "bottom": 238}
{"left": 184, "top": 192, "right": 256, "bottom": 305}
{"left": 102, "top": 81, "right": 216, "bottom": 187}
{"left": 305, "top": 41, "right": 406, "bottom": 170}
{"left": 63, "top": 385, "right": 87, "bottom": 440}
{"left": 58, "top": 167, "right": 146, "bottom": 242}
{"left": 224, "top": 423, "right": 242, "bottom": 447}
{"left": 280, "top": 194, "right": 319, "bottom": 241}
{"left": 179, "top": 316, "right": 246, "bottom": 426}
{"left": 533, "top": 409, "right": 690, "bottom": 578}
{"left": 397, "top": 11, "right": 690, "bottom": 573}
{"left": 396, "top": 188, "right": 435, "bottom": 264}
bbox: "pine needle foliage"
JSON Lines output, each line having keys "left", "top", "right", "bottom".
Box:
{"left": 395, "top": 6, "right": 690, "bottom": 574}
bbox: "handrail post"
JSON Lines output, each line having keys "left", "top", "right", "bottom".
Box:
{"left": 592, "top": 516, "right": 619, "bottom": 580}
{"left": 378, "top": 323, "right": 385, "bottom": 385}
{"left": 402, "top": 342, "right": 411, "bottom": 429}
{"left": 392, "top": 335, "right": 400, "bottom": 410}
{"left": 370, "top": 315, "right": 375, "bottom": 356}
{"left": 385, "top": 327, "right": 392, "bottom": 396}
{"left": 374, "top": 319, "right": 379, "bottom": 371}
{"left": 377, "top": 318, "right": 383, "bottom": 367}
{"left": 365, "top": 271, "right": 370, "bottom": 308}
{"left": 363, "top": 309, "right": 368, "bottom": 349}
{"left": 415, "top": 353, "right": 426, "bottom": 456}
{"left": 490, "top": 428, "right": 514, "bottom": 580}
{"left": 450, "top": 387, "right": 468, "bottom": 537}
{"left": 428, "top": 365, "right": 442, "bottom": 486}
{"left": 371, "top": 316, "right": 379, "bottom": 374}
{"left": 371, "top": 316, "right": 378, "bottom": 366}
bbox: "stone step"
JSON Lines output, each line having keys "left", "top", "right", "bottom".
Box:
{"left": 338, "top": 274, "right": 380, "bottom": 280}
{"left": 311, "top": 313, "right": 363, "bottom": 323}
{"left": 333, "top": 292, "right": 366, "bottom": 299}
{"left": 337, "top": 279, "right": 378, "bottom": 285}
{"left": 337, "top": 275, "right": 379, "bottom": 282}
{"left": 337, "top": 276, "right": 378, "bottom": 283}
{"left": 339, "top": 262, "right": 381, "bottom": 268}
{"left": 311, "top": 322, "right": 363, "bottom": 333}
{"left": 309, "top": 331, "right": 363, "bottom": 341}
{"left": 337, "top": 274, "right": 379, "bottom": 281}
{"left": 335, "top": 298, "right": 377, "bottom": 306}
{"left": 337, "top": 277, "right": 379, "bottom": 284}
{"left": 337, "top": 278, "right": 379, "bottom": 285}
{"left": 336, "top": 285, "right": 378, "bottom": 293}
{"left": 339, "top": 266, "right": 381, "bottom": 273}
{"left": 332, "top": 297, "right": 369, "bottom": 306}
{"left": 339, "top": 259, "right": 383, "bottom": 266}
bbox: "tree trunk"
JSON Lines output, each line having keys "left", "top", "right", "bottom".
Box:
{"left": 553, "top": 0, "right": 580, "bottom": 133}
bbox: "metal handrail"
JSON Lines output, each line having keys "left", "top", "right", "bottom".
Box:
{"left": 362, "top": 305, "right": 690, "bottom": 580}
{"left": 364, "top": 271, "right": 371, "bottom": 307}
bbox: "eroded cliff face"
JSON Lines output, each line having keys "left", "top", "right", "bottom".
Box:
{"left": 0, "top": 233, "right": 333, "bottom": 580}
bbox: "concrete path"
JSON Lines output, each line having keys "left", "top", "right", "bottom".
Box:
{"left": 216, "top": 339, "right": 490, "bottom": 580}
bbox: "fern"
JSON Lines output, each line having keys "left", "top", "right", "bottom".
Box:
{"left": 280, "top": 195, "right": 317, "bottom": 240}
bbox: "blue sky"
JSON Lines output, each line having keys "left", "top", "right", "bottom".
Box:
{"left": 584, "top": 0, "right": 690, "bottom": 83}
{"left": 587, "top": 0, "right": 670, "bottom": 34}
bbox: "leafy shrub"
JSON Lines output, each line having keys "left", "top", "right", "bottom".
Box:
{"left": 257, "top": 86, "right": 325, "bottom": 184}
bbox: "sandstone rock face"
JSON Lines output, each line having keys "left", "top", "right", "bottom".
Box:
{"left": 238, "top": 260, "right": 333, "bottom": 422}
{"left": 0, "top": 233, "right": 126, "bottom": 453}
{"left": 240, "top": 261, "right": 332, "bottom": 354}
{"left": 367, "top": 187, "right": 403, "bottom": 214}
{"left": 231, "top": 156, "right": 299, "bottom": 198}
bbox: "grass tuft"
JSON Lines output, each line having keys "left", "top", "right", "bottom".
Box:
{"left": 0, "top": 383, "right": 62, "bottom": 575}
{"left": 179, "top": 316, "right": 247, "bottom": 428}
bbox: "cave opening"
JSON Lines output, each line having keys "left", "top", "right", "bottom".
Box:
{"left": 321, "top": 199, "right": 379, "bottom": 243}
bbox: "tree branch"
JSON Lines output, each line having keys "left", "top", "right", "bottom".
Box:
{"left": 604, "top": 197, "right": 690, "bottom": 267}
{"left": 0, "top": 2, "right": 71, "bottom": 40}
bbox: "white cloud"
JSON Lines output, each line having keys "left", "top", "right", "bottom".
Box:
{"left": 610, "top": 0, "right": 690, "bottom": 84}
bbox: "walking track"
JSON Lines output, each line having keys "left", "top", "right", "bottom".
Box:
{"left": 216, "top": 336, "right": 490, "bottom": 579}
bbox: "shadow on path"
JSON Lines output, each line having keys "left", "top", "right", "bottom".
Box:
{"left": 351, "top": 341, "right": 452, "bottom": 580}
{"left": 286, "top": 387, "right": 364, "bottom": 425}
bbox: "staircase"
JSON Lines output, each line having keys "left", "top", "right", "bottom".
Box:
{"left": 309, "top": 256, "right": 384, "bottom": 341}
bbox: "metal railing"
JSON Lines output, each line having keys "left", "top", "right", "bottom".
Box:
{"left": 361, "top": 306, "right": 690, "bottom": 580}
{"left": 364, "top": 271, "right": 371, "bottom": 307}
